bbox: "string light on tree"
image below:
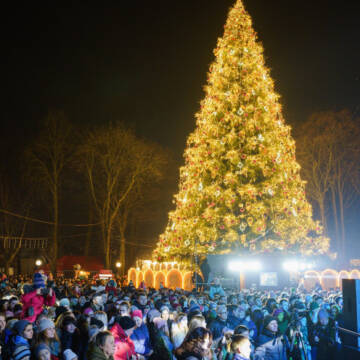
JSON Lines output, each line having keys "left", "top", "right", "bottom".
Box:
{"left": 153, "top": 0, "right": 328, "bottom": 263}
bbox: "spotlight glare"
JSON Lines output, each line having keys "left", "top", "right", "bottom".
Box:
{"left": 228, "top": 261, "right": 243, "bottom": 271}
{"left": 228, "top": 260, "right": 262, "bottom": 272}
{"left": 283, "top": 260, "right": 298, "bottom": 272}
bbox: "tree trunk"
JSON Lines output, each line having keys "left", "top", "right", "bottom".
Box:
{"left": 330, "top": 186, "right": 339, "bottom": 253}
{"left": 105, "top": 225, "right": 112, "bottom": 269}
{"left": 51, "top": 189, "right": 59, "bottom": 274}
{"left": 85, "top": 206, "right": 93, "bottom": 256}
{"left": 338, "top": 183, "right": 346, "bottom": 265}
{"left": 318, "top": 195, "right": 327, "bottom": 236}
{"left": 120, "top": 237, "right": 126, "bottom": 277}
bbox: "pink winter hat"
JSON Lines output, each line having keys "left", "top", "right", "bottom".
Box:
{"left": 131, "top": 310, "right": 143, "bottom": 319}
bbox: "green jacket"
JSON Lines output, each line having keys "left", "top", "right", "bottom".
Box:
{"left": 87, "top": 343, "right": 114, "bottom": 360}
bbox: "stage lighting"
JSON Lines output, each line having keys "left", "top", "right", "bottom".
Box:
{"left": 228, "top": 260, "right": 262, "bottom": 272}
{"left": 283, "top": 260, "right": 299, "bottom": 271}
{"left": 248, "top": 261, "right": 262, "bottom": 271}
{"left": 228, "top": 261, "right": 244, "bottom": 271}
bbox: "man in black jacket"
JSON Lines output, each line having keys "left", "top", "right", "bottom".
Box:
{"left": 254, "top": 315, "right": 287, "bottom": 360}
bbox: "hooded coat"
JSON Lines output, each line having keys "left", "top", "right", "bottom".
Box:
{"left": 110, "top": 323, "right": 136, "bottom": 360}
{"left": 21, "top": 289, "right": 56, "bottom": 322}
{"left": 254, "top": 328, "right": 287, "bottom": 360}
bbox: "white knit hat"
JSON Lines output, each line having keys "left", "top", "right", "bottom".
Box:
{"left": 63, "top": 349, "right": 77, "bottom": 360}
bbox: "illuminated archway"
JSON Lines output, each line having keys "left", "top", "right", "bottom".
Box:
{"left": 144, "top": 269, "right": 154, "bottom": 288}
{"left": 155, "top": 272, "right": 166, "bottom": 289}
{"left": 304, "top": 270, "right": 321, "bottom": 291}
{"left": 154, "top": 263, "right": 160, "bottom": 271}
{"left": 338, "top": 270, "right": 350, "bottom": 290}
{"left": 350, "top": 269, "right": 360, "bottom": 279}
{"left": 137, "top": 272, "right": 144, "bottom": 288}
{"left": 320, "top": 269, "right": 337, "bottom": 290}
{"left": 183, "top": 272, "right": 194, "bottom": 291}
{"left": 166, "top": 269, "right": 182, "bottom": 289}
{"left": 128, "top": 268, "right": 137, "bottom": 286}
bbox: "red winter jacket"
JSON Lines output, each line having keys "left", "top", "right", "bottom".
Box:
{"left": 110, "top": 323, "right": 137, "bottom": 360}
{"left": 21, "top": 289, "right": 56, "bottom": 322}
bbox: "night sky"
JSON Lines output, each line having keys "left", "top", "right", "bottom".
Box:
{"left": 2, "top": 0, "right": 359, "bottom": 158}
{"left": 1, "top": 1, "right": 360, "bottom": 258}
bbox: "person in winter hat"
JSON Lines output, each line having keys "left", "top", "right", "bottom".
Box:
{"left": 21, "top": 273, "right": 56, "bottom": 322}
{"left": 36, "top": 318, "right": 61, "bottom": 360}
{"left": 254, "top": 316, "right": 287, "bottom": 360}
{"left": 105, "top": 280, "right": 117, "bottom": 297}
{"left": 11, "top": 320, "right": 33, "bottom": 360}
{"left": 130, "top": 310, "right": 152, "bottom": 357}
{"left": 34, "top": 343, "right": 51, "bottom": 360}
{"left": 110, "top": 316, "right": 137, "bottom": 360}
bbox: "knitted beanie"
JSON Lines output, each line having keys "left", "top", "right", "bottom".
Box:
{"left": 117, "top": 316, "right": 135, "bottom": 330}
{"left": 90, "top": 317, "right": 104, "bottom": 329}
{"left": 38, "top": 318, "right": 55, "bottom": 333}
{"left": 33, "top": 273, "right": 45, "bottom": 289}
{"left": 131, "top": 309, "right": 143, "bottom": 319}
{"left": 13, "top": 320, "right": 30, "bottom": 336}
{"left": 59, "top": 298, "right": 70, "bottom": 308}
{"left": 63, "top": 349, "right": 78, "bottom": 360}
{"left": 146, "top": 309, "right": 161, "bottom": 323}
{"left": 263, "top": 315, "right": 277, "bottom": 329}
{"left": 34, "top": 343, "right": 50, "bottom": 357}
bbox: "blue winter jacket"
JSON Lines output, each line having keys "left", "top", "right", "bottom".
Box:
{"left": 130, "top": 323, "right": 152, "bottom": 355}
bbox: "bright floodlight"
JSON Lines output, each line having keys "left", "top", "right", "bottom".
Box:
{"left": 248, "top": 261, "right": 262, "bottom": 271}
{"left": 116, "top": 262, "right": 122, "bottom": 268}
{"left": 228, "top": 261, "right": 243, "bottom": 271}
{"left": 35, "top": 259, "right": 42, "bottom": 266}
{"left": 283, "top": 260, "right": 299, "bottom": 272}
{"left": 228, "top": 260, "right": 262, "bottom": 272}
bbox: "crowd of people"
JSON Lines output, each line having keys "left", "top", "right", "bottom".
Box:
{"left": 0, "top": 271, "right": 346, "bottom": 360}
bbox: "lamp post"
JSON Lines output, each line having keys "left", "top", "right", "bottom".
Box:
{"left": 116, "top": 262, "right": 121, "bottom": 278}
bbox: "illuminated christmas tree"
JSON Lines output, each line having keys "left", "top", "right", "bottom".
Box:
{"left": 154, "top": 0, "right": 328, "bottom": 263}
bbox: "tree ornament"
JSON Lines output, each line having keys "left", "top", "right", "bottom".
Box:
{"left": 291, "top": 208, "right": 298, "bottom": 217}
{"left": 184, "top": 239, "right": 190, "bottom": 246}
{"left": 237, "top": 107, "right": 244, "bottom": 116}
{"left": 239, "top": 222, "right": 247, "bottom": 232}
{"left": 258, "top": 134, "right": 264, "bottom": 142}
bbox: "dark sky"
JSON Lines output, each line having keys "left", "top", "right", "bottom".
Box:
{"left": 2, "top": 0, "right": 359, "bottom": 160}
{"left": 1, "top": 0, "right": 360, "bottom": 260}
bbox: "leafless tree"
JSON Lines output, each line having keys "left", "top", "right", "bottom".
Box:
{"left": 25, "top": 111, "right": 74, "bottom": 272}
{"left": 79, "top": 122, "right": 167, "bottom": 268}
